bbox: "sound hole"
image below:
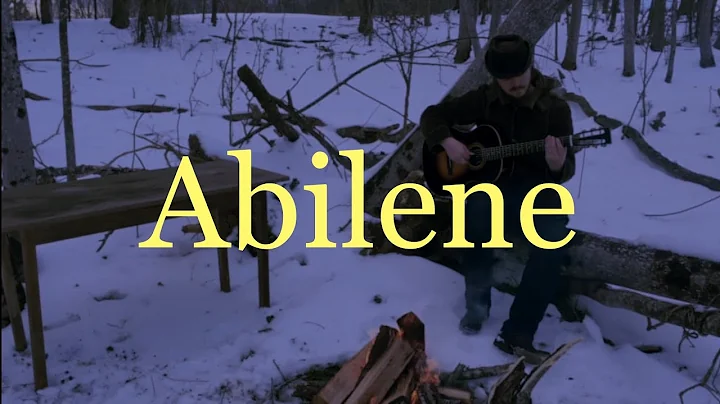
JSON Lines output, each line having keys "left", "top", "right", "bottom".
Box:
{"left": 467, "top": 145, "right": 484, "bottom": 169}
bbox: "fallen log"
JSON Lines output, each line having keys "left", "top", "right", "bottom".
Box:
{"left": 363, "top": 0, "right": 573, "bottom": 215}
{"left": 362, "top": 171, "right": 720, "bottom": 336}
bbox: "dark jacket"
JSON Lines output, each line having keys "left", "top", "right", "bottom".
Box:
{"left": 420, "top": 69, "right": 576, "bottom": 184}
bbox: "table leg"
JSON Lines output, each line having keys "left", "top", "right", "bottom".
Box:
{"left": 20, "top": 232, "right": 48, "bottom": 390}
{"left": 252, "top": 192, "right": 270, "bottom": 308}
{"left": 1, "top": 234, "right": 27, "bottom": 351}
{"left": 214, "top": 208, "right": 231, "bottom": 293}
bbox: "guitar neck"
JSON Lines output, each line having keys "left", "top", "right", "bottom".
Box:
{"left": 483, "top": 135, "right": 573, "bottom": 160}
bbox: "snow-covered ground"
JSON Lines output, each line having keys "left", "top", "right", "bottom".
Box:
{"left": 2, "top": 11, "right": 720, "bottom": 404}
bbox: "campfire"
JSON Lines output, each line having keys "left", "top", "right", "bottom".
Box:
{"left": 310, "top": 312, "right": 581, "bottom": 404}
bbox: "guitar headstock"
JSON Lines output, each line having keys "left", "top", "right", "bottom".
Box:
{"left": 572, "top": 127, "right": 612, "bottom": 148}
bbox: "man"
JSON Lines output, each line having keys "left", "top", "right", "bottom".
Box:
{"left": 419, "top": 34, "right": 576, "bottom": 364}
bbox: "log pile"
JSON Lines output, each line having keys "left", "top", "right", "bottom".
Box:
{"left": 311, "top": 312, "right": 581, "bottom": 404}
{"left": 313, "top": 312, "right": 471, "bottom": 404}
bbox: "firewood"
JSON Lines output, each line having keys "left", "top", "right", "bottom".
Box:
{"left": 437, "top": 386, "right": 472, "bottom": 403}
{"left": 312, "top": 341, "right": 374, "bottom": 404}
{"left": 396, "top": 312, "right": 425, "bottom": 351}
{"left": 344, "top": 337, "right": 417, "bottom": 404}
{"left": 380, "top": 357, "right": 419, "bottom": 404}
{"left": 361, "top": 326, "right": 399, "bottom": 379}
{"left": 515, "top": 339, "right": 582, "bottom": 404}
{"left": 416, "top": 383, "right": 440, "bottom": 403}
{"left": 487, "top": 357, "right": 526, "bottom": 404}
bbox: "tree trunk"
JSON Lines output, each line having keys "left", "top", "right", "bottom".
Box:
{"left": 714, "top": 32, "right": 720, "bottom": 51}
{"left": 697, "top": 0, "right": 715, "bottom": 67}
{"left": 602, "top": 0, "right": 610, "bottom": 13}
{"left": 210, "top": 0, "right": 218, "bottom": 26}
{"left": 488, "top": 0, "right": 502, "bottom": 38}
{"left": 40, "top": 0, "right": 53, "bottom": 23}
{"left": 608, "top": 0, "right": 619, "bottom": 31}
{"left": 110, "top": 0, "right": 129, "bottom": 29}
{"left": 59, "top": 0, "right": 77, "bottom": 181}
{"left": 454, "top": 0, "right": 481, "bottom": 63}
{"left": 1, "top": 0, "right": 36, "bottom": 190}
{"left": 649, "top": 0, "right": 666, "bottom": 51}
{"left": 560, "top": 0, "right": 583, "bottom": 70}
{"left": 357, "top": 0, "right": 373, "bottom": 35}
{"left": 423, "top": 0, "right": 431, "bottom": 26}
{"left": 664, "top": 0, "right": 679, "bottom": 82}
{"left": 633, "top": 0, "right": 640, "bottom": 35}
{"left": 1, "top": 0, "right": 35, "bottom": 329}
{"left": 362, "top": 0, "right": 573, "bottom": 216}
{"left": 622, "top": 0, "right": 636, "bottom": 76}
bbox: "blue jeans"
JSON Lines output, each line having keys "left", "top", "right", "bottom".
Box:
{"left": 461, "top": 179, "right": 570, "bottom": 338}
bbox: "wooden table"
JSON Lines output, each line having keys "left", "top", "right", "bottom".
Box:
{"left": 0, "top": 160, "right": 288, "bottom": 390}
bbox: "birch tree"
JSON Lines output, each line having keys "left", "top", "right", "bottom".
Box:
{"left": 2, "top": 0, "right": 36, "bottom": 189}
{"left": 59, "top": 0, "right": 77, "bottom": 180}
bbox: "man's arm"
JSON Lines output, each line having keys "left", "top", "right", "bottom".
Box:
{"left": 419, "top": 88, "right": 485, "bottom": 150}
{"left": 546, "top": 98, "right": 576, "bottom": 183}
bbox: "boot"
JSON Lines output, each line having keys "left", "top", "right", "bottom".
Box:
{"left": 493, "top": 333, "right": 550, "bottom": 365}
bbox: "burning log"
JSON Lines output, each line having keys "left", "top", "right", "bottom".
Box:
{"left": 311, "top": 312, "right": 583, "bottom": 404}
{"left": 313, "top": 312, "right": 473, "bottom": 404}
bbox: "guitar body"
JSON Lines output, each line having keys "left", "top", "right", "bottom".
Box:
{"left": 422, "top": 124, "right": 512, "bottom": 196}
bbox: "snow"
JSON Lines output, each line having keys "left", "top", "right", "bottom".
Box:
{"left": 3, "top": 10, "right": 720, "bottom": 404}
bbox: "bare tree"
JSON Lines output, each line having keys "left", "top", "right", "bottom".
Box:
{"left": 40, "top": 0, "right": 53, "bottom": 23}
{"left": 488, "top": 0, "right": 502, "bottom": 38}
{"left": 211, "top": 0, "right": 217, "bottom": 26}
{"left": 622, "top": 0, "right": 636, "bottom": 76}
{"left": 648, "top": 0, "right": 666, "bottom": 51}
{"left": 358, "top": 0, "right": 374, "bottom": 35}
{"left": 58, "top": 0, "right": 77, "bottom": 180}
{"left": 454, "top": 0, "right": 481, "bottom": 63}
{"left": 664, "top": 0, "right": 679, "bottom": 82}
{"left": 2, "top": 0, "right": 36, "bottom": 190}
{"left": 697, "top": 0, "right": 716, "bottom": 67}
{"left": 561, "top": 0, "right": 583, "bottom": 70}
{"left": 608, "top": 0, "right": 619, "bottom": 31}
{"left": 110, "top": 0, "right": 129, "bottom": 28}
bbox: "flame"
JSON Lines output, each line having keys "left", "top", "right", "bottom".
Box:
{"left": 417, "top": 356, "right": 441, "bottom": 385}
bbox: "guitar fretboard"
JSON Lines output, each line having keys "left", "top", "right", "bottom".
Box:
{"left": 480, "top": 135, "right": 574, "bottom": 161}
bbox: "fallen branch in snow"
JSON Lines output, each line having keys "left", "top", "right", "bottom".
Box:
{"left": 19, "top": 57, "right": 110, "bottom": 68}
{"left": 678, "top": 348, "right": 720, "bottom": 404}
{"left": 570, "top": 281, "right": 720, "bottom": 338}
{"left": 236, "top": 65, "right": 300, "bottom": 142}
{"left": 620, "top": 125, "right": 720, "bottom": 191}
{"left": 236, "top": 64, "right": 350, "bottom": 171}
{"left": 553, "top": 88, "right": 720, "bottom": 192}
{"left": 643, "top": 194, "right": 720, "bottom": 217}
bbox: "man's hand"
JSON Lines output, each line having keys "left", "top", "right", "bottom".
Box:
{"left": 544, "top": 136, "right": 567, "bottom": 172}
{"left": 441, "top": 137, "right": 471, "bottom": 164}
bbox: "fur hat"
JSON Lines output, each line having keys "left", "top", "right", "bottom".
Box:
{"left": 484, "top": 34, "right": 534, "bottom": 79}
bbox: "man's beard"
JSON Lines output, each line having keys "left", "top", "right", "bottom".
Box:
{"left": 508, "top": 86, "right": 528, "bottom": 97}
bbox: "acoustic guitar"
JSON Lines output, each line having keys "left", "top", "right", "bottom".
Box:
{"left": 421, "top": 124, "right": 612, "bottom": 196}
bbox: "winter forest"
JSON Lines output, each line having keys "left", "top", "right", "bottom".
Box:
{"left": 1, "top": 0, "right": 719, "bottom": 402}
